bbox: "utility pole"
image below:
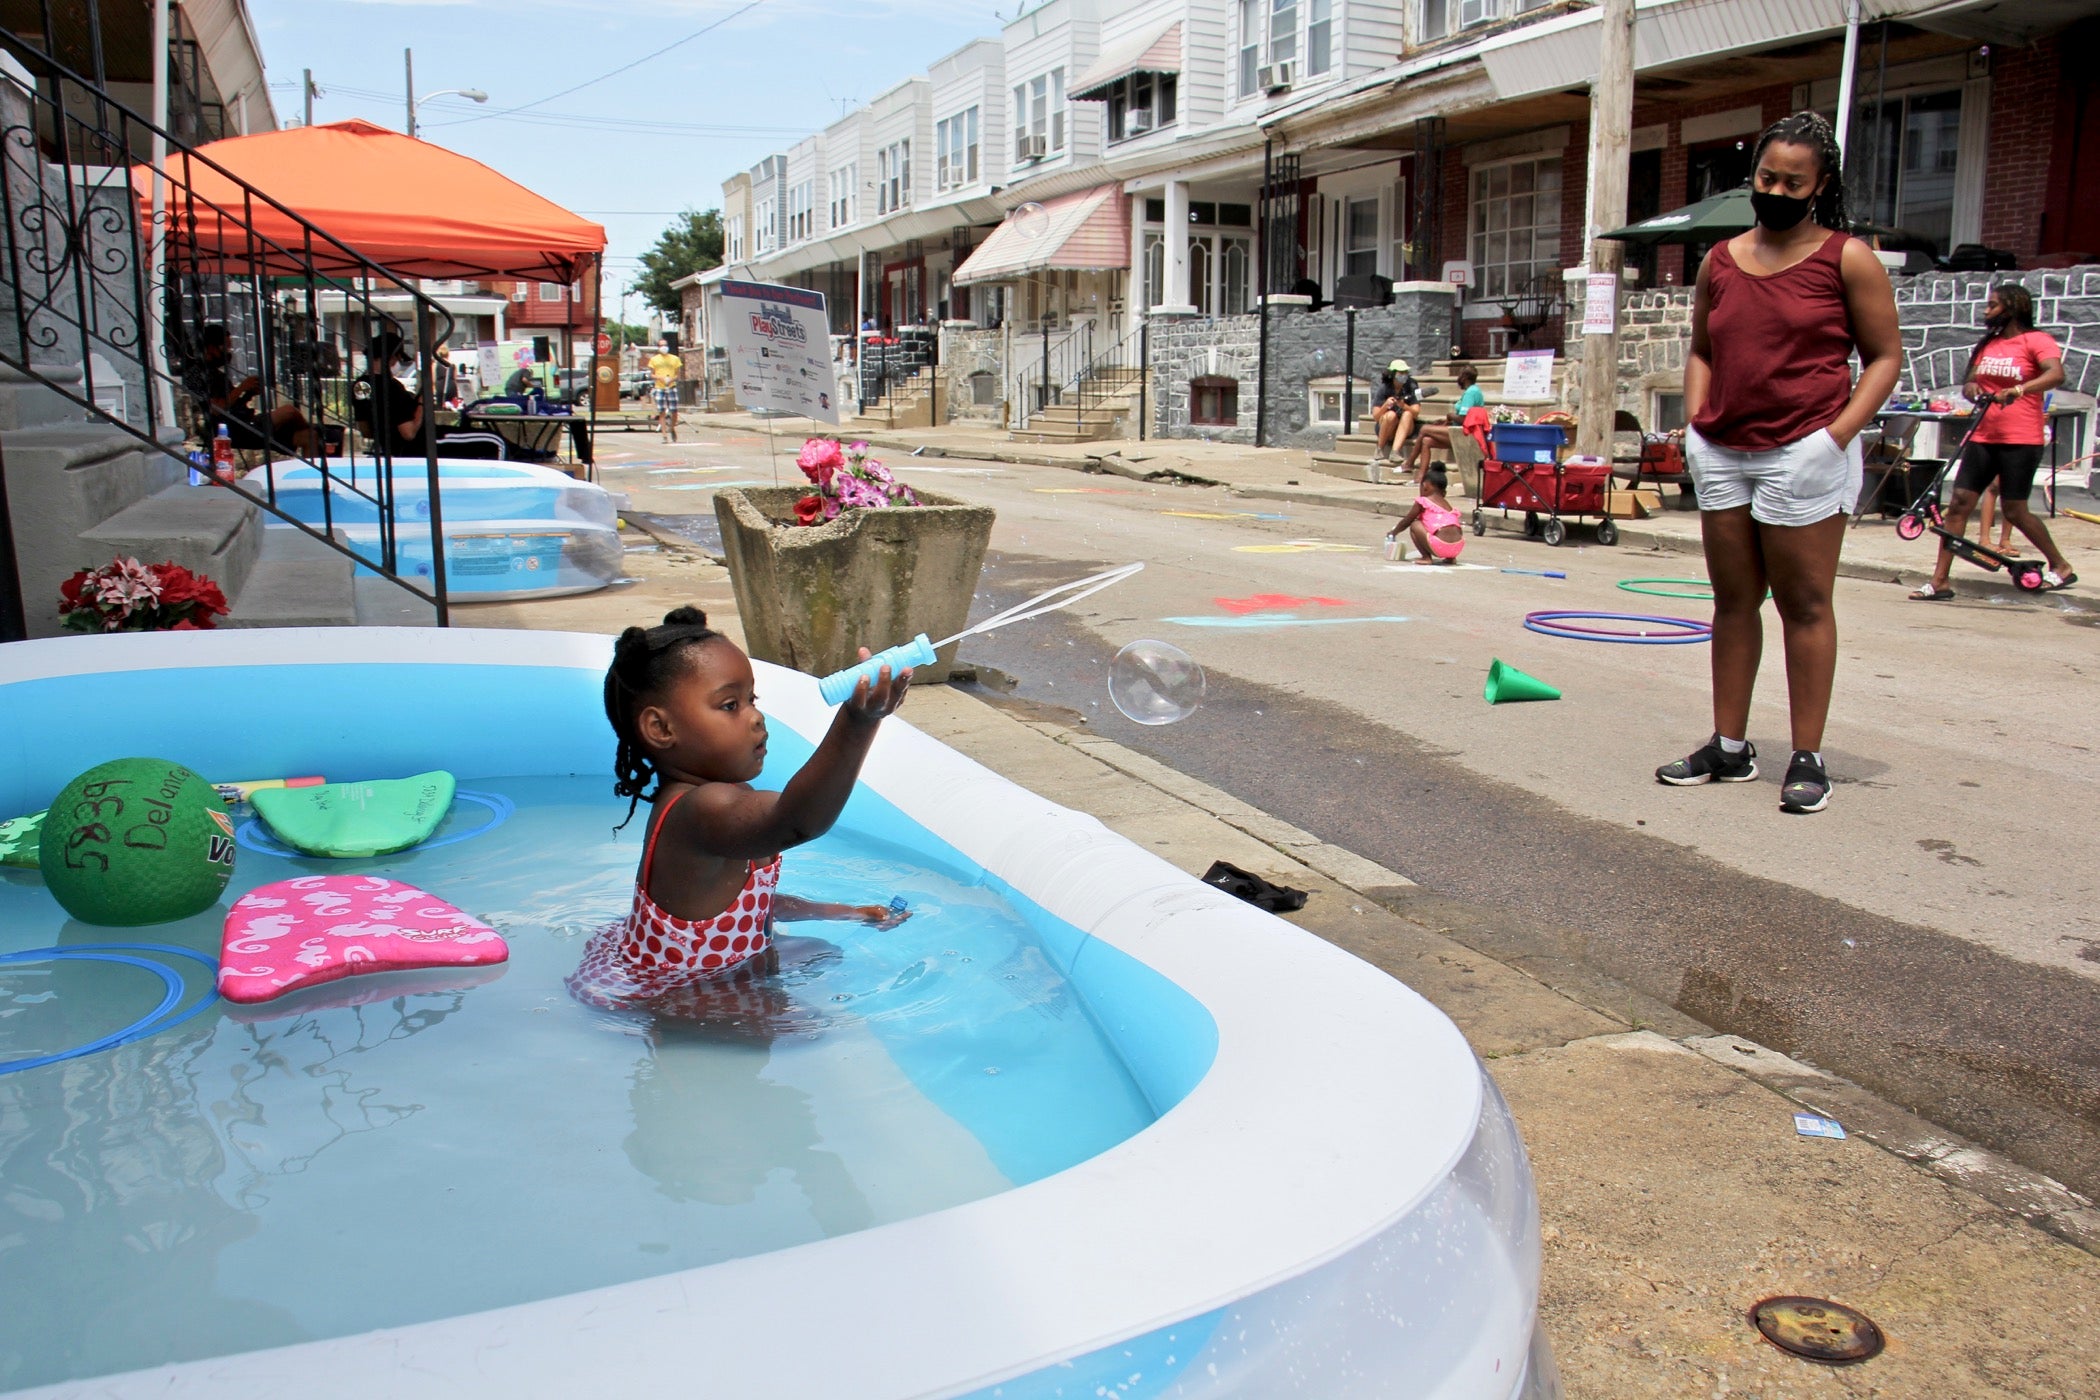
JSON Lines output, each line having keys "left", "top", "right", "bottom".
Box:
{"left": 1575, "top": 0, "right": 1634, "bottom": 459}
{"left": 302, "top": 68, "right": 315, "bottom": 126}
{"left": 404, "top": 48, "right": 415, "bottom": 137}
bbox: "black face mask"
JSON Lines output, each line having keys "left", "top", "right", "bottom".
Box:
{"left": 1750, "top": 189, "right": 1815, "bottom": 232}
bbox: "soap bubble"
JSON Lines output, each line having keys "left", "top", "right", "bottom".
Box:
{"left": 1011, "top": 201, "right": 1049, "bottom": 242}
{"left": 1109, "top": 640, "right": 1205, "bottom": 725}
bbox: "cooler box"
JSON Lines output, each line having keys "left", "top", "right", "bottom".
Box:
{"left": 1490, "top": 423, "right": 1565, "bottom": 464}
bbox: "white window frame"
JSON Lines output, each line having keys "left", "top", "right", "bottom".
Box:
{"left": 1307, "top": 0, "right": 1332, "bottom": 75}
{"left": 510, "top": 283, "right": 527, "bottom": 302}
{"left": 1466, "top": 152, "right": 1563, "bottom": 304}
{"left": 1239, "top": 0, "right": 1261, "bottom": 97}
{"left": 937, "top": 107, "right": 981, "bottom": 191}
{"left": 878, "top": 140, "right": 911, "bottom": 214}
{"left": 538, "top": 282, "right": 563, "bottom": 303}
{"left": 828, "top": 166, "right": 856, "bottom": 230}
{"left": 1241, "top": 0, "right": 1329, "bottom": 97}
{"left": 726, "top": 214, "right": 745, "bottom": 263}
{"left": 755, "top": 197, "right": 777, "bottom": 253}
{"left": 1422, "top": 0, "right": 1507, "bottom": 41}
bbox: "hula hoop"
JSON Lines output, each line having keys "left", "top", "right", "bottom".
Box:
{"left": 1524, "top": 610, "right": 1713, "bottom": 644}
{"left": 1617, "top": 577, "right": 1714, "bottom": 600}
{"left": 0, "top": 943, "right": 221, "bottom": 1075}
{"left": 237, "top": 789, "right": 516, "bottom": 859}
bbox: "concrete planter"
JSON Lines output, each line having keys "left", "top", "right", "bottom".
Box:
{"left": 712, "top": 486, "right": 994, "bottom": 684}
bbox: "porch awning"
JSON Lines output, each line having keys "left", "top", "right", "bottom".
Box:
{"left": 952, "top": 187, "right": 1128, "bottom": 286}
{"left": 1070, "top": 22, "right": 1182, "bottom": 101}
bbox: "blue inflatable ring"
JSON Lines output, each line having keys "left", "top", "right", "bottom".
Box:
{"left": 0, "top": 943, "right": 221, "bottom": 1075}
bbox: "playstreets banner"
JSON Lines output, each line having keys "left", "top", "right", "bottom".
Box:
{"left": 721, "top": 280, "right": 838, "bottom": 425}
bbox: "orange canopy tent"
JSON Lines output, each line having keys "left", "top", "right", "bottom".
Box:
{"left": 136, "top": 119, "right": 605, "bottom": 283}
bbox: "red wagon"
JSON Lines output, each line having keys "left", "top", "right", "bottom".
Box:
{"left": 1471, "top": 456, "right": 1619, "bottom": 547}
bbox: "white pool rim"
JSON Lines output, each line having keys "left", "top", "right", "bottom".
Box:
{"left": 2, "top": 629, "right": 1490, "bottom": 1399}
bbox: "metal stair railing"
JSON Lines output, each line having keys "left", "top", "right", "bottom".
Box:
{"left": 0, "top": 40, "right": 459, "bottom": 623}
{"left": 1069, "top": 325, "right": 1142, "bottom": 423}
{"left": 1010, "top": 321, "right": 1092, "bottom": 432}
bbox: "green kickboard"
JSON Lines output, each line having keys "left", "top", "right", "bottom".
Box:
{"left": 252, "top": 771, "right": 457, "bottom": 858}
{"left": 0, "top": 810, "right": 44, "bottom": 868}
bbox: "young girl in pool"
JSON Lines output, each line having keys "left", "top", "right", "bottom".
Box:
{"left": 569, "top": 607, "right": 911, "bottom": 1013}
{"left": 1384, "top": 465, "right": 1467, "bottom": 564}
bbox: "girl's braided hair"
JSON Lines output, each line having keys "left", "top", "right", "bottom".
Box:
{"left": 1752, "top": 110, "right": 1848, "bottom": 232}
{"left": 1966, "top": 283, "right": 2036, "bottom": 380}
{"left": 604, "top": 605, "right": 725, "bottom": 830}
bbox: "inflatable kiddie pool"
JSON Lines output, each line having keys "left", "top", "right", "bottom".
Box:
{"left": 246, "top": 459, "right": 623, "bottom": 600}
{"left": 0, "top": 629, "right": 1554, "bottom": 1399}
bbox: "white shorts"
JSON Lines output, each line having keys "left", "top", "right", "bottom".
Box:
{"left": 1685, "top": 424, "right": 1862, "bottom": 527}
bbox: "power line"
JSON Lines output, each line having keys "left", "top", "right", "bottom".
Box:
{"left": 427, "top": 0, "right": 768, "bottom": 130}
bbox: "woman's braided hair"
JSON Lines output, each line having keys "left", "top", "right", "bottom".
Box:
{"left": 1753, "top": 110, "right": 1848, "bottom": 231}
{"left": 604, "top": 605, "right": 724, "bottom": 830}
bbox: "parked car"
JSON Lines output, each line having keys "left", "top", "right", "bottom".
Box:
{"left": 620, "top": 371, "right": 652, "bottom": 399}
{"left": 551, "top": 369, "right": 592, "bottom": 405}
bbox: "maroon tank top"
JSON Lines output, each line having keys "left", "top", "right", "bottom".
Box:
{"left": 1692, "top": 231, "right": 1857, "bottom": 452}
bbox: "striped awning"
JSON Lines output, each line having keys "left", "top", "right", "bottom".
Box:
{"left": 1070, "top": 22, "right": 1182, "bottom": 102}
{"left": 952, "top": 187, "right": 1129, "bottom": 285}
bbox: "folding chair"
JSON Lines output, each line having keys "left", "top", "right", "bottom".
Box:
{"left": 1852, "top": 415, "right": 1923, "bottom": 524}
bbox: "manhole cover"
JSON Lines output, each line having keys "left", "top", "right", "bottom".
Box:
{"left": 1750, "top": 1295, "right": 1884, "bottom": 1364}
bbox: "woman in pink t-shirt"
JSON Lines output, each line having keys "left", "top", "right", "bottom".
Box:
{"left": 1910, "top": 285, "right": 2075, "bottom": 598}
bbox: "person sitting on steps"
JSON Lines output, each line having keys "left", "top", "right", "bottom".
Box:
{"left": 1370, "top": 359, "right": 1420, "bottom": 465}
{"left": 1405, "top": 363, "right": 1487, "bottom": 484}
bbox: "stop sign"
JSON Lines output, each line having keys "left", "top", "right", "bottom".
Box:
{"left": 595, "top": 331, "right": 612, "bottom": 356}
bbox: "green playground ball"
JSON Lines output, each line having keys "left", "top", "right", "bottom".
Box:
{"left": 38, "top": 758, "right": 236, "bottom": 925}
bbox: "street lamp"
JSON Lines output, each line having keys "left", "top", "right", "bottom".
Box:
{"left": 403, "top": 48, "right": 487, "bottom": 138}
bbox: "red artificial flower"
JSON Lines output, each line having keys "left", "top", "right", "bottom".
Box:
{"left": 170, "top": 619, "right": 200, "bottom": 630}
{"left": 793, "top": 494, "right": 824, "bottom": 526}
{"left": 59, "top": 570, "right": 88, "bottom": 610}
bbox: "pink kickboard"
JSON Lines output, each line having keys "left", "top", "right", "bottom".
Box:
{"left": 220, "top": 875, "right": 508, "bottom": 1004}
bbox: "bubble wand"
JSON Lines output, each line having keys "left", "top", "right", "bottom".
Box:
{"left": 817, "top": 563, "right": 1145, "bottom": 704}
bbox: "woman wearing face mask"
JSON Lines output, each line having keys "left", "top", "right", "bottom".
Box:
{"left": 1655, "top": 111, "right": 1902, "bottom": 816}
{"left": 1909, "top": 284, "right": 2075, "bottom": 600}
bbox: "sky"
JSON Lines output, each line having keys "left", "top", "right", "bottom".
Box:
{"left": 246, "top": 0, "right": 1005, "bottom": 311}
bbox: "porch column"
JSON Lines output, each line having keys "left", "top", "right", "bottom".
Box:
{"left": 1157, "top": 180, "right": 1198, "bottom": 316}
{"left": 1127, "top": 188, "right": 1150, "bottom": 342}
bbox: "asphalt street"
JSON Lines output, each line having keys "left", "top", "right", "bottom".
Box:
{"left": 612, "top": 432, "right": 2100, "bottom": 1199}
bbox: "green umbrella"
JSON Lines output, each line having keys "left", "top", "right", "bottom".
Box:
{"left": 1599, "top": 187, "right": 1752, "bottom": 246}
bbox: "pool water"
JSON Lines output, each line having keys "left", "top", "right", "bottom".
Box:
{"left": 0, "top": 776, "right": 1156, "bottom": 1392}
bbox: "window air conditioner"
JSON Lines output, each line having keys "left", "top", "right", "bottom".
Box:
{"left": 1127, "top": 108, "right": 1154, "bottom": 134}
{"left": 1255, "top": 64, "right": 1274, "bottom": 91}
{"left": 1266, "top": 61, "right": 1296, "bottom": 92}
{"left": 1017, "top": 134, "right": 1048, "bottom": 160}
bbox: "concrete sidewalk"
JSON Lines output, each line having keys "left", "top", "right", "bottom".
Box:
{"left": 688, "top": 409, "right": 2100, "bottom": 597}
{"left": 473, "top": 536, "right": 2100, "bottom": 1399}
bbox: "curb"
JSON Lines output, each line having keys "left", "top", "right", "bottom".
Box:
{"left": 1037, "top": 712, "right": 2100, "bottom": 1262}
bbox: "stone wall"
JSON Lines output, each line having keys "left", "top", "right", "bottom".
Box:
{"left": 1894, "top": 270, "right": 2100, "bottom": 396}
{"left": 1146, "top": 313, "right": 1260, "bottom": 444}
{"left": 1145, "top": 286, "right": 1456, "bottom": 445}
{"left": 938, "top": 325, "right": 1006, "bottom": 427}
{"left": 1557, "top": 269, "right": 2100, "bottom": 427}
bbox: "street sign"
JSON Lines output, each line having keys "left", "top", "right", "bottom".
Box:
{"left": 594, "top": 331, "right": 612, "bottom": 356}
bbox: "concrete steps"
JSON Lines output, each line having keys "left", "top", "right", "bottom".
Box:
{"left": 229, "top": 526, "right": 358, "bottom": 628}
{"left": 85, "top": 482, "right": 260, "bottom": 595}
{"left": 3, "top": 358, "right": 413, "bottom": 634}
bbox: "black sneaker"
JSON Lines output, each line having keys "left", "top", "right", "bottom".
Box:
{"left": 1780, "top": 751, "right": 1831, "bottom": 814}
{"left": 1656, "top": 735, "right": 1758, "bottom": 786}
